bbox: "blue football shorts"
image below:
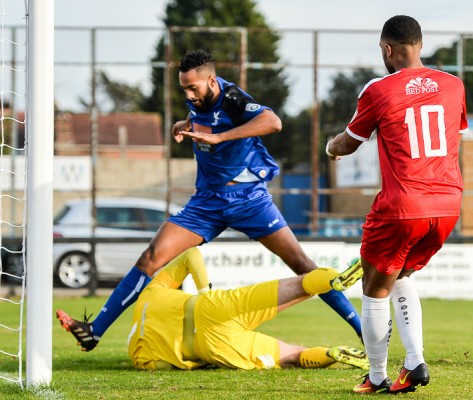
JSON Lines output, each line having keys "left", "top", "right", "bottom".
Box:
{"left": 168, "top": 181, "right": 288, "bottom": 242}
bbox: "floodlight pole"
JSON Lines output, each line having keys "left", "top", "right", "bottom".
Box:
{"left": 26, "top": 0, "right": 54, "bottom": 387}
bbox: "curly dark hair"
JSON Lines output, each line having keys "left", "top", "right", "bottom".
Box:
{"left": 381, "top": 15, "right": 422, "bottom": 45}
{"left": 178, "top": 50, "right": 216, "bottom": 73}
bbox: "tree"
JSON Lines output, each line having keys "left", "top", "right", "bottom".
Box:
{"left": 320, "top": 68, "right": 378, "bottom": 139}
{"left": 141, "top": 0, "right": 289, "bottom": 157}
{"left": 276, "top": 108, "right": 313, "bottom": 171}
{"left": 422, "top": 38, "right": 473, "bottom": 113}
{"left": 96, "top": 71, "right": 146, "bottom": 113}
{"left": 279, "top": 69, "right": 378, "bottom": 172}
{"left": 79, "top": 71, "right": 145, "bottom": 113}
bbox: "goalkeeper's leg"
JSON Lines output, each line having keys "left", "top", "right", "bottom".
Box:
{"left": 300, "top": 346, "right": 369, "bottom": 370}
{"left": 278, "top": 343, "right": 368, "bottom": 370}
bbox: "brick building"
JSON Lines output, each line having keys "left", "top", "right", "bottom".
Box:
{"left": 54, "top": 112, "right": 165, "bottom": 159}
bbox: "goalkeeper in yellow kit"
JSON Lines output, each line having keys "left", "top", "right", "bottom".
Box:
{"left": 125, "top": 247, "right": 366, "bottom": 371}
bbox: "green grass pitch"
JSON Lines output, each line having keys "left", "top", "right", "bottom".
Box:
{"left": 0, "top": 295, "right": 472, "bottom": 399}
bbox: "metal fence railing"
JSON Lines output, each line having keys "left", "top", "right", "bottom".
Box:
{"left": 2, "top": 25, "right": 473, "bottom": 238}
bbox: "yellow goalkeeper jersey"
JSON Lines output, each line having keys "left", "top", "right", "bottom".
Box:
{"left": 127, "top": 248, "right": 209, "bottom": 370}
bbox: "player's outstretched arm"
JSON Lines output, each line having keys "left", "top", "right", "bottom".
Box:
{"left": 220, "top": 109, "right": 282, "bottom": 141}
{"left": 326, "top": 130, "right": 362, "bottom": 159}
{"left": 151, "top": 248, "right": 210, "bottom": 293}
{"left": 180, "top": 110, "right": 281, "bottom": 145}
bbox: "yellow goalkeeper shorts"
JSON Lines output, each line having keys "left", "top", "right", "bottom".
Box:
{"left": 193, "top": 280, "right": 280, "bottom": 370}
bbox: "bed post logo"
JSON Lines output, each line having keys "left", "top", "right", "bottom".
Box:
{"left": 405, "top": 77, "right": 439, "bottom": 95}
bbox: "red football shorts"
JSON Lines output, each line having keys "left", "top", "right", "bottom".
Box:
{"left": 360, "top": 216, "right": 458, "bottom": 275}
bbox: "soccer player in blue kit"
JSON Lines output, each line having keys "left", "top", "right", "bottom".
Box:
{"left": 57, "top": 50, "right": 362, "bottom": 352}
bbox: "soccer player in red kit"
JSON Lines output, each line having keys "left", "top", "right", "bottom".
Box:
{"left": 327, "top": 15, "right": 468, "bottom": 394}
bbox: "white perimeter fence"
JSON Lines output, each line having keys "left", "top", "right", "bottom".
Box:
{"left": 183, "top": 241, "right": 473, "bottom": 300}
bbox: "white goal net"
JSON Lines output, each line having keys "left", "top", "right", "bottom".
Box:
{"left": 0, "top": 0, "right": 28, "bottom": 389}
{"left": 0, "top": 0, "right": 54, "bottom": 389}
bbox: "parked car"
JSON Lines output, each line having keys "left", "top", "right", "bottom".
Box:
{"left": 1, "top": 197, "right": 245, "bottom": 289}
{"left": 52, "top": 197, "right": 182, "bottom": 289}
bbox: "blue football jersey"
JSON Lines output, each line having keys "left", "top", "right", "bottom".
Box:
{"left": 186, "top": 77, "right": 280, "bottom": 189}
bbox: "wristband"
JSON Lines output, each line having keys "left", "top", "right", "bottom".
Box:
{"left": 325, "top": 140, "right": 335, "bottom": 157}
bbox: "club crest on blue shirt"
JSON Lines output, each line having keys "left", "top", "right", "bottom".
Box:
{"left": 245, "top": 103, "right": 261, "bottom": 112}
{"left": 212, "top": 111, "right": 221, "bottom": 126}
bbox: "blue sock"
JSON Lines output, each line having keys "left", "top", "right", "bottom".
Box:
{"left": 319, "top": 289, "right": 362, "bottom": 337}
{"left": 91, "top": 266, "right": 151, "bottom": 338}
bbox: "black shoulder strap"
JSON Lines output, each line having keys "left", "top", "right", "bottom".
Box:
{"left": 221, "top": 82, "right": 255, "bottom": 126}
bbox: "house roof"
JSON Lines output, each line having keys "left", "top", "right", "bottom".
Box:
{"left": 57, "top": 112, "right": 163, "bottom": 146}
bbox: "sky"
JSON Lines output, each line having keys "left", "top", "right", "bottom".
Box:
{"left": 52, "top": 0, "right": 473, "bottom": 32}
{"left": 7, "top": 0, "right": 473, "bottom": 113}
{"left": 50, "top": 0, "right": 473, "bottom": 112}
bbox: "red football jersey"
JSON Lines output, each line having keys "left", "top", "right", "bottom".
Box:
{"left": 347, "top": 68, "right": 468, "bottom": 219}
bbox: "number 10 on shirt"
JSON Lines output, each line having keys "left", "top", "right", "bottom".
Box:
{"left": 405, "top": 105, "right": 447, "bottom": 159}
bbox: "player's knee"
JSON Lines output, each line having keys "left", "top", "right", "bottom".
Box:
{"left": 136, "top": 246, "right": 160, "bottom": 276}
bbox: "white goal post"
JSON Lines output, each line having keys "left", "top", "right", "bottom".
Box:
{"left": 25, "top": 0, "right": 54, "bottom": 387}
